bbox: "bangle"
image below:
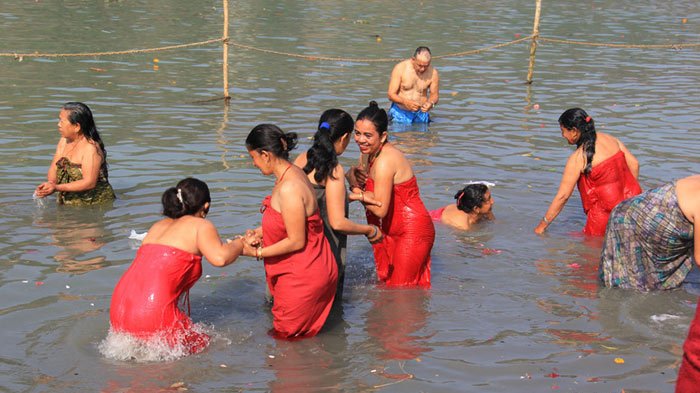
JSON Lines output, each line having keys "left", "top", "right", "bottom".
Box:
{"left": 366, "top": 225, "right": 378, "bottom": 239}
{"left": 360, "top": 191, "right": 364, "bottom": 202}
{"left": 256, "top": 246, "right": 263, "bottom": 260}
{"left": 543, "top": 216, "right": 551, "bottom": 224}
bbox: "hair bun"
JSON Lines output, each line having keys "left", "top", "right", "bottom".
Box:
{"left": 369, "top": 100, "right": 379, "bottom": 108}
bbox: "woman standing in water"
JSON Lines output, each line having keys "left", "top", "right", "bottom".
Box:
{"left": 35, "top": 102, "right": 115, "bottom": 205}
{"left": 346, "top": 101, "right": 435, "bottom": 287}
{"left": 601, "top": 174, "right": 699, "bottom": 290}
{"left": 534, "top": 108, "right": 641, "bottom": 236}
{"left": 294, "top": 109, "right": 383, "bottom": 303}
{"left": 429, "top": 183, "right": 495, "bottom": 230}
{"left": 245, "top": 124, "right": 337, "bottom": 338}
{"left": 108, "top": 178, "right": 244, "bottom": 357}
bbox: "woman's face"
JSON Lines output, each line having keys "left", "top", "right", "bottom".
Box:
{"left": 58, "top": 110, "right": 81, "bottom": 139}
{"left": 560, "top": 125, "right": 580, "bottom": 145}
{"left": 354, "top": 119, "right": 384, "bottom": 155}
{"left": 248, "top": 149, "right": 273, "bottom": 176}
{"left": 479, "top": 190, "right": 494, "bottom": 213}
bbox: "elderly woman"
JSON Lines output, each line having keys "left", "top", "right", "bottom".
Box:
{"left": 35, "top": 102, "right": 115, "bottom": 205}
{"left": 534, "top": 108, "right": 641, "bottom": 236}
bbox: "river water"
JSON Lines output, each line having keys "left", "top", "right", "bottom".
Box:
{"left": 1, "top": 1, "right": 699, "bottom": 392}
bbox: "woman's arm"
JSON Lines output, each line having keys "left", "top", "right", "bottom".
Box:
{"left": 534, "top": 150, "right": 584, "bottom": 234}
{"left": 326, "top": 165, "right": 375, "bottom": 236}
{"left": 617, "top": 139, "right": 639, "bottom": 179}
{"left": 361, "top": 158, "right": 394, "bottom": 218}
{"left": 197, "top": 220, "right": 244, "bottom": 267}
{"left": 256, "top": 182, "right": 308, "bottom": 259}
{"left": 47, "top": 138, "right": 65, "bottom": 183}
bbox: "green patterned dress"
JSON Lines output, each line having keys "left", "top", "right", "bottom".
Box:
{"left": 55, "top": 157, "right": 115, "bottom": 205}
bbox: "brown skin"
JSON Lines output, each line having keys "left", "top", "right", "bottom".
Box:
{"left": 675, "top": 174, "right": 700, "bottom": 266}
{"left": 439, "top": 190, "right": 496, "bottom": 230}
{"left": 534, "top": 126, "right": 639, "bottom": 234}
{"left": 387, "top": 53, "right": 440, "bottom": 113}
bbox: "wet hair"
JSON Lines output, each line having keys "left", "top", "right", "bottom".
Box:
{"left": 61, "top": 102, "right": 109, "bottom": 177}
{"left": 356, "top": 101, "right": 389, "bottom": 135}
{"left": 413, "top": 46, "right": 432, "bottom": 58}
{"left": 245, "top": 124, "right": 298, "bottom": 160}
{"left": 162, "top": 178, "right": 211, "bottom": 219}
{"left": 455, "top": 184, "right": 489, "bottom": 213}
{"left": 303, "top": 109, "right": 354, "bottom": 183}
{"left": 558, "top": 108, "right": 596, "bottom": 175}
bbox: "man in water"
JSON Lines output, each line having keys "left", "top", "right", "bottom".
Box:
{"left": 387, "top": 46, "right": 440, "bottom": 124}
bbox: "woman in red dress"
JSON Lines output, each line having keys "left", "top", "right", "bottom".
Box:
{"left": 346, "top": 101, "right": 435, "bottom": 287}
{"left": 245, "top": 124, "right": 338, "bottom": 338}
{"left": 534, "top": 108, "right": 642, "bottom": 236}
{"left": 108, "top": 178, "right": 244, "bottom": 356}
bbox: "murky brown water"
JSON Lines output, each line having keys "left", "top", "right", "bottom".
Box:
{"left": 1, "top": 1, "right": 699, "bottom": 391}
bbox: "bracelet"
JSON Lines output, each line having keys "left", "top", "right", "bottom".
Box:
{"left": 360, "top": 190, "right": 364, "bottom": 202}
{"left": 366, "top": 225, "right": 378, "bottom": 239}
{"left": 256, "top": 246, "right": 263, "bottom": 260}
{"left": 543, "top": 216, "right": 551, "bottom": 224}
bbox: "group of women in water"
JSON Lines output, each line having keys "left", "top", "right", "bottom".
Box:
{"left": 35, "top": 102, "right": 699, "bottom": 389}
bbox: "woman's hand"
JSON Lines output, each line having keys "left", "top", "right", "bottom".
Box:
{"left": 243, "top": 229, "right": 262, "bottom": 247}
{"left": 348, "top": 191, "right": 382, "bottom": 207}
{"left": 345, "top": 165, "right": 367, "bottom": 190}
{"left": 366, "top": 224, "right": 383, "bottom": 244}
{"left": 534, "top": 221, "right": 547, "bottom": 235}
{"left": 35, "top": 181, "right": 56, "bottom": 197}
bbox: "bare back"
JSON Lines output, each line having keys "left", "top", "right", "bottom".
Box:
{"left": 144, "top": 216, "right": 206, "bottom": 255}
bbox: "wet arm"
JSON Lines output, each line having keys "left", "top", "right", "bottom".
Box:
{"left": 387, "top": 63, "right": 405, "bottom": 106}
{"left": 534, "top": 151, "right": 584, "bottom": 234}
{"left": 197, "top": 220, "right": 244, "bottom": 267}
{"left": 326, "top": 166, "right": 374, "bottom": 236}
{"left": 362, "top": 160, "right": 394, "bottom": 218}
{"left": 258, "top": 184, "right": 308, "bottom": 258}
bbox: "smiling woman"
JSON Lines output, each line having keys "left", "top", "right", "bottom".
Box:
{"left": 346, "top": 101, "right": 435, "bottom": 287}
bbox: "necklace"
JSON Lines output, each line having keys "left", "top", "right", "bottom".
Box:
{"left": 275, "top": 163, "right": 293, "bottom": 184}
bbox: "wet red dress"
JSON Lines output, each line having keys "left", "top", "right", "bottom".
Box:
{"left": 261, "top": 195, "right": 337, "bottom": 338}
{"left": 577, "top": 150, "right": 642, "bottom": 236}
{"left": 365, "top": 176, "right": 435, "bottom": 287}
{"left": 677, "top": 301, "right": 700, "bottom": 392}
{"left": 109, "top": 244, "right": 209, "bottom": 354}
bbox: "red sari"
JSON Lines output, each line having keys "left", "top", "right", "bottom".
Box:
{"left": 261, "top": 195, "right": 337, "bottom": 338}
{"left": 677, "top": 300, "right": 700, "bottom": 392}
{"left": 577, "top": 150, "right": 642, "bottom": 236}
{"left": 365, "top": 176, "right": 435, "bottom": 287}
{"left": 109, "top": 244, "right": 209, "bottom": 354}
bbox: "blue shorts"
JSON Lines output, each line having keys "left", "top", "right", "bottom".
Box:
{"left": 388, "top": 102, "right": 430, "bottom": 124}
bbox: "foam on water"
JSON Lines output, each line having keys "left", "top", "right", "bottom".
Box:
{"left": 98, "top": 323, "right": 211, "bottom": 363}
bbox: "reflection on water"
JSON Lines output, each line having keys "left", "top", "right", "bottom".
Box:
{"left": 33, "top": 205, "right": 113, "bottom": 274}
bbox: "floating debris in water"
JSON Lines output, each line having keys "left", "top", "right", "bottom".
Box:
{"left": 614, "top": 357, "right": 625, "bottom": 364}
{"left": 651, "top": 314, "right": 681, "bottom": 322}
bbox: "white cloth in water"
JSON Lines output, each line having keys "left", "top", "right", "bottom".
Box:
{"left": 128, "top": 230, "right": 147, "bottom": 241}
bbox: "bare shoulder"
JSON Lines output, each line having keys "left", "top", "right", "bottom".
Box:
{"left": 293, "top": 151, "right": 307, "bottom": 168}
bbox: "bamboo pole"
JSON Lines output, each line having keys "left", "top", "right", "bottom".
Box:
{"left": 222, "top": 0, "right": 231, "bottom": 100}
{"left": 526, "top": 0, "right": 542, "bottom": 84}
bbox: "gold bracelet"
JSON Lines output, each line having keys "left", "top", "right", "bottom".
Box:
{"left": 360, "top": 190, "right": 364, "bottom": 202}
{"left": 256, "top": 246, "right": 263, "bottom": 260}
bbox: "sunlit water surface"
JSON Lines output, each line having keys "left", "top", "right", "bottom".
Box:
{"left": 1, "top": 1, "right": 699, "bottom": 391}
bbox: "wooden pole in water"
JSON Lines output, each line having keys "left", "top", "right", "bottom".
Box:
{"left": 526, "top": 0, "right": 542, "bottom": 84}
{"left": 222, "top": 0, "right": 231, "bottom": 101}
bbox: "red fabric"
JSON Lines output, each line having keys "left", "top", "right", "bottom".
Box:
{"left": 365, "top": 176, "right": 435, "bottom": 287}
{"left": 577, "top": 150, "right": 642, "bottom": 236}
{"left": 261, "top": 196, "right": 338, "bottom": 338}
{"left": 109, "top": 244, "right": 209, "bottom": 354}
{"left": 677, "top": 300, "right": 700, "bottom": 392}
{"left": 428, "top": 206, "right": 446, "bottom": 221}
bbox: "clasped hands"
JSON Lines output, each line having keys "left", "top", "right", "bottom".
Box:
{"left": 345, "top": 166, "right": 382, "bottom": 207}
{"left": 35, "top": 181, "right": 56, "bottom": 198}
{"left": 233, "top": 229, "right": 263, "bottom": 258}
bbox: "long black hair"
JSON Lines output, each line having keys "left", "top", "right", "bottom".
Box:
{"left": 245, "top": 124, "right": 298, "bottom": 160}
{"left": 62, "top": 102, "right": 109, "bottom": 176}
{"left": 162, "top": 178, "right": 211, "bottom": 219}
{"left": 303, "top": 109, "right": 354, "bottom": 183}
{"left": 455, "top": 184, "right": 489, "bottom": 213}
{"left": 559, "top": 108, "right": 596, "bottom": 175}
{"left": 356, "top": 101, "right": 388, "bottom": 135}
